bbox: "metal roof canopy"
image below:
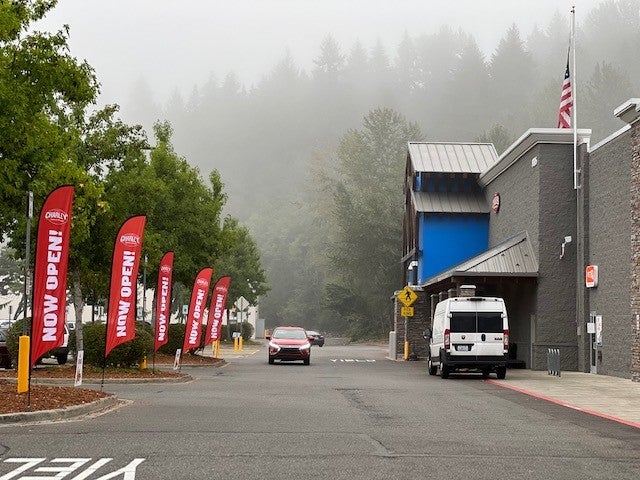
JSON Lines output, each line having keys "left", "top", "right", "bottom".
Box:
{"left": 421, "top": 231, "right": 538, "bottom": 292}
{"left": 408, "top": 142, "right": 498, "bottom": 174}
{"left": 411, "top": 190, "right": 490, "bottom": 214}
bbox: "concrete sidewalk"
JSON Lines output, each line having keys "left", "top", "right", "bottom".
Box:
{"left": 486, "top": 369, "right": 640, "bottom": 429}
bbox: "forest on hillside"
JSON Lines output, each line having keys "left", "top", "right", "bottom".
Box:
{"left": 117, "top": 1, "right": 640, "bottom": 336}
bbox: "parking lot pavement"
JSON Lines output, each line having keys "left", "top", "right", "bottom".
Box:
{"left": 486, "top": 369, "right": 640, "bottom": 428}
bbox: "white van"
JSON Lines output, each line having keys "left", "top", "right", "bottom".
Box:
{"left": 427, "top": 295, "right": 509, "bottom": 379}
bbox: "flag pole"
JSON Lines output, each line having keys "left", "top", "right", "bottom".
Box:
{"left": 571, "top": 5, "right": 587, "bottom": 371}
{"left": 572, "top": 5, "right": 578, "bottom": 189}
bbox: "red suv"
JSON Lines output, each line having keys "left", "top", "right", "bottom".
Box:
{"left": 267, "top": 326, "right": 312, "bottom": 365}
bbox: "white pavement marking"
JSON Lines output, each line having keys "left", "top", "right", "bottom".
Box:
{"left": 0, "top": 458, "right": 145, "bottom": 480}
{"left": 330, "top": 359, "right": 376, "bottom": 363}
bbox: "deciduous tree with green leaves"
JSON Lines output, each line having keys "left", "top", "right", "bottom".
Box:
{"left": 0, "top": 0, "right": 98, "bottom": 245}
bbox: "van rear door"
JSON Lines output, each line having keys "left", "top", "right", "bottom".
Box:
{"left": 475, "top": 311, "right": 504, "bottom": 357}
{"left": 449, "top": 312, "right": 476, "bottom": 358}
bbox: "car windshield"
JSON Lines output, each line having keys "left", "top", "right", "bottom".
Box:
{"left": 273, "top": 329, "right": 307, "bottom": 340}
{"left": 307, "top": 331, "right": 319, "bottom": 336}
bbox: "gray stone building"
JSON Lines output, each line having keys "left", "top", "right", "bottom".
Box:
{"left": 397, "top": 98, "right": 640, "bottom": 382}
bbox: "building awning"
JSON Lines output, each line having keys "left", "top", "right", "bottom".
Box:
{"left": 422, "top": 231, "right": 538, "bottom": 288}
{"left": 411, "top": 190, "right": 490, "bottom": 214}
{"left": 408, "top": 142, "right": 498, "bottom": 174}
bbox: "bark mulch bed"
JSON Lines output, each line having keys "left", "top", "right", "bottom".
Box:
{"left": 0, "top": 353, "right": 225, "bottom": 416}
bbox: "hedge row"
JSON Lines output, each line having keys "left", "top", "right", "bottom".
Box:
{"left": 4, "top": 319, "right": 255, "bottom": 367}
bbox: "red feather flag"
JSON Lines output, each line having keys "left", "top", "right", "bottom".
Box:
{"left": 105, "top": 216, "right": 147, "bottom": 357}
{"left": 182, "top": 267, "right": 213, "bottom": 353}
{"left": 30, "top": 185, "right": 74, "bottom": 367}
{"left": 154, "top": 251, "right": 174, "bottom": 352}
{"left": 205, "top": 276, "right": 231, "bottom": 344}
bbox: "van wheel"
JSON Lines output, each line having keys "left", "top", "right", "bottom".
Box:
{"left": 440, "top": 364, "right": 450, "bottom": 379}
{"left": 496, "top": 367, "right": 506, "bottom": 379}
{"left": 428, "top": 356, "right": 437, "bottom": 376}
{"left": 56, "top": 353, "right": 68, "bottom": 365}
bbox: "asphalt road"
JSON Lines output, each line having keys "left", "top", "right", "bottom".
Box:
{"left": 1, "top": 343, "right": 639, "bottom": 479}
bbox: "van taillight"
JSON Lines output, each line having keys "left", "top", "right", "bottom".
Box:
{"left": 503, "top": 329, "right": 509, "bottom": 352}
{"left": 444, "top": 329, "right": 450, "bottom": 350}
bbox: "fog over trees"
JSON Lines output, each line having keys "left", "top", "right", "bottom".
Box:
{"left": 114, "top": 0, "right": 639, "bottom": 336}
{"left": 7, "top": 1, "right": 638, "bottom": 338}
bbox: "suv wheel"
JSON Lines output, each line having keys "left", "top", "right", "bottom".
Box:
{"left": 268, "top": 356, "right": 274, "bottom": 365}
{"left": 56, "top": 352, "right": 68, "bottom": 365}
{"left": 303, "top": 358, "right": 310, "bottom": 366}
{"left": 496, "top": 366, "right": 506, "bottom": 379}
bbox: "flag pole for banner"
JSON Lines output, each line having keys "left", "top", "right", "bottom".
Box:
{"left": 24, "top": 191, "right": 33, "bottom": 409}
{"left": 101, "top": 352, "right": 106, "bottom": 390}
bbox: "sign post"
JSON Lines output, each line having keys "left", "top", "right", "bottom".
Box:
{"left": 397, "top": 286, "right": 418, "bottom": 360}
{"left": 234, "top": 296, "right": 248, "bottom": 351}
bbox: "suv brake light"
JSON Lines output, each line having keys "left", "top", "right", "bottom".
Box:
{"left": 444, "top": 329, "right": 450, "bottom": 350}
{"left": 503, "top": 329, "right": 509, "bottom": 352}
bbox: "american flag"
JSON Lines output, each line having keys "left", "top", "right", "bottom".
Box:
{"left": 557, "top": 58, "right": 572, "bottom": 128}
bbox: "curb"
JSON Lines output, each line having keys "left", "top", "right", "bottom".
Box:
{"left": 485, "top": 379, "right": 640, "bottom": 429}
{"left": 32, "top": 375, "right": 193, "bottom": 385}
{"left": 3, "top": 374, "right": 193, "bottom": 386}
{"left": 0, "top": 395, "right": 120, "bottom": 425}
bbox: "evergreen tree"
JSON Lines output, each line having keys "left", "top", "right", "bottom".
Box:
{"left": 395, "top": 31, "right": 423, "bottom": 94}
{"left": 582, "top": 0, "right": 640, "bottom": 91}
{"left": 475, "top": 124, "right": 515, "bottom": 156}
{"left": 440, "top": 38, "right": 492, "bottom": 140}
{"left": 313, "top": 35, "right": 345, "bottom": 78}
{"left": 582, "top": 61, "right": 634, "bottom": 142}
{"left": 490, "top": 24, "right": 536, "bottom": 131}
{"left": 319, "top": 108, "right": 424, "bottom": 339}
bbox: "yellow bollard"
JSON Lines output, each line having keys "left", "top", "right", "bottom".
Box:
{"left": 139, "top": 355, "right": 147, "bottom": 370}
{"left": 17, "top": 335, "right": 30, "bottom": 393}
{"left": 239, "top": 336, "right": 243, "bottom": 350}
{"left": 404, "top": 341, "right": 410, "bottom": 361}
{"left": 215, "top": 340, "right": 221, "bottom": 358}
{"left": 233, "top": 337, "right": 239, "bottom": 351}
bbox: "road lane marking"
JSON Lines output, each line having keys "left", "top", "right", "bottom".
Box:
{"left": 330, "top": 359, "right": 376, "bottom": 363}
{"left": 0, "top": 458, "right": 145, "bottom": 480}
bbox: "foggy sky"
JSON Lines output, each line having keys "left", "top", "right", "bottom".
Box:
{"left": 36, "top": 0, "right": 603, "bottom": 108}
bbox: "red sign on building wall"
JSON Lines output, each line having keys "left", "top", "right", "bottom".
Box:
{"left": 585, "top": 265, "right": 598, "bottom": 288}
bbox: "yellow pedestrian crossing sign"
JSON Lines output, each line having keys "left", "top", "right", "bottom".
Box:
{"left": 398, "top": 286, "right": 418, "bottom": 307}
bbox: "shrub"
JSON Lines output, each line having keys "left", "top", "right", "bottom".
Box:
{"left": 241, "top": 322, "right": 254, "bottom": 341}
{"left": 79, "top": 322, "right": 153, "bottom": 367}
{"left": 81, "top": 322, "right": 106, "bottom": 366}
{"left": 157, "top": 323, "right": 186, "bottom": 355}
{"left": 5, "top": 318, "right": 28, "bottom": 365}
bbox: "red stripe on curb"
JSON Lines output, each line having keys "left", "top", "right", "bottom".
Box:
{"left": 485, "top": 379, "right": 640, "bottom": 430}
